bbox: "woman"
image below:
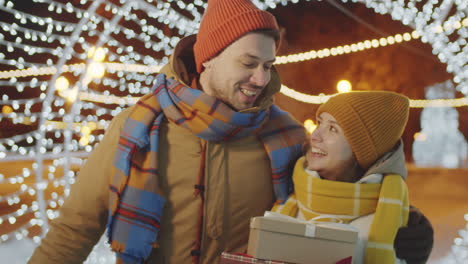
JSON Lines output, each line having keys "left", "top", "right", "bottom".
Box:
{"left": 273, "top": 91, "right": 410, "bottom": 264}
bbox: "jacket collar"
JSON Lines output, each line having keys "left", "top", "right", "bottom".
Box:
{"left": 159, "top": 35, "right": 282, "bottom": 113}
{"left": 364, "top": 140, "right": 408, "bottom": 179}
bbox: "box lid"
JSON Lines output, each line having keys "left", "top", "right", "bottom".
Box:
{"left": 250, "top": 215, "right": 358, "bottom": 243}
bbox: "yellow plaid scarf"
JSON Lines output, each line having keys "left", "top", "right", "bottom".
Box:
{"left": 273, "top": 157, "right": 409, "bottom": 264}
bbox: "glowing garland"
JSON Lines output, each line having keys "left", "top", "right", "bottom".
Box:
{"left": 0, "top": 22, "right": 465, "bottom": 108}
{"left": 279, "top": 84, "right": 468, "bottom": 107}
{"left": 276, "top": 31, "right": 419, "bottom": 64}
{"left": 3, "top": 17, "right": 466, "bottom": 77}
{"left": 0, "top": 62, "right": 162, "bottom": 79}
{"left": 257, "top": 0, "right": 468, "bottom": 94}
{"left": 276, "top": 16, "right": 468, "bottom": 64}
{"left": 2, "top": 41, "right": 467, "bottom": 108}
{"left": 0, "top": 30, "right": 425, "bottom": 79}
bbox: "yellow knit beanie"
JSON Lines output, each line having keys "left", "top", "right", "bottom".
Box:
{"left": 316, "top": 91, "right": 410, "bottom": 170}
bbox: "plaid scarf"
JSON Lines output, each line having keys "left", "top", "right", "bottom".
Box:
{"left": 106, "top": 73, "right": 305, "bottom": 263}
{"left": 273, "top": 157, "right": 409, "bottom": 264}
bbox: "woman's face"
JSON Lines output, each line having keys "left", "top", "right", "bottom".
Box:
{"left": 305, "top": 112, "right": 358, "bottom": 182}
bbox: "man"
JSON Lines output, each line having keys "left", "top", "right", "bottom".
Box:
{"left": 29, "top": 0, "right": 433, "bottom": 263}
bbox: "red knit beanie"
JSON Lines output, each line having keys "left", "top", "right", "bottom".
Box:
{"left": 194, "top": 0, "right": 279, "bottom": 73}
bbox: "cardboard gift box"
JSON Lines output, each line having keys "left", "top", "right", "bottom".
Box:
{"left": 247, "top": 212, "right": 358, "bottom": 264}
{"left": 219, "top": 252, "right": 289, "bottom": 264}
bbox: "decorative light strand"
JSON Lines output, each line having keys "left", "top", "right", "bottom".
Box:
{"left": 0, "top": 2, "right": 77, "bottom": 30}
{"left": 279, "top": 84, "right": 468, "bottom": 107}
{"left": 275, "top": 17, "right": 468, "bottom": 64}
{"left": 79, "top": 91, "right": 139, "bottom": 105}
{"left": 6, "top": 78, "right": 463, "bottom": 108}
{"left": 0, "top": 29, "right": 429, "bottom": 79}
{"left": 0, "top": 36, "right": 62, "bottom": 55}
{"left": 276, "top": 31, "right": 420, "bottom": 64}
{"left": 0, "top": 62, "right": 162, "bottom": 79}
{"left": 0, "top": 221, "right": 37, "bottom": 243}
{"left": 0, "top": 59, "right": 47, "bottom": 70}
{"left": 0, "top": 22, "right": 69, "bottom": 43}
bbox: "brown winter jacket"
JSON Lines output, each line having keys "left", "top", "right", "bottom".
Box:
{"left": 29, "top": 35, "right": 304, "bottom": 264}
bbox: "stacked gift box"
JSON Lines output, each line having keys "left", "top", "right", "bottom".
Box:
{"left": 220, "top": 252, "right": 289, "bottom": 264}
{"left": 221, "top": 212, "right": 358, "bottom": 264}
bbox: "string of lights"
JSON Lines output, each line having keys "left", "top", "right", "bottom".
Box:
{"left": 0, "top": 221, "right": 36, "bottom": 243}
{"left": 0, "top": 21, "right": 70, "bottom": 43}
{"left": 259, "top": 0, "right": 468, "bottom": 94}
{"left": 0, "top": 2, "right": 77, "bottom": 30}
{"left": 279, "top": 84, "right": 468, "bottom": 107}
{"left": 0, "top": 62, "right": 163, "bottom": 79}
{"left": 276, "top": 31, "right": 419, "bottom": 64}
{"left": 1, "top": 38, "right": 61, "bottom": 56}
{"left": 0, "top": 29, "right": 438, "bottom": 79}
{"left": 1, "top": 44, "right": 466, "bottom": 107}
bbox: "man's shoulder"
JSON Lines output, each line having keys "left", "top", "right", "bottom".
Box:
{"left": 114, "top": 106, "right": 134, "bottom": 121}
{"left": 107, "top": 106, "right": 135, "bottom": 132}
{"left": 269, "top": 105, "right": 304, "bottom": 127}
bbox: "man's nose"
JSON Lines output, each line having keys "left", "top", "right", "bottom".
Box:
{"left": 250, "top": 67, "right": 270, "bottom": 88}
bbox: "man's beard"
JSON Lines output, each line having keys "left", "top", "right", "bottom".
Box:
{"left": 208, "top": 77, "right": 238, "bottom": 110}
{"left": 207, "top": 77, "right": 265, "bottom": 111}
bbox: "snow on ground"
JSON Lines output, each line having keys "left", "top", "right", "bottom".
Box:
{"left": 0, "top": 234, "right": 115, "bottom": 264}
